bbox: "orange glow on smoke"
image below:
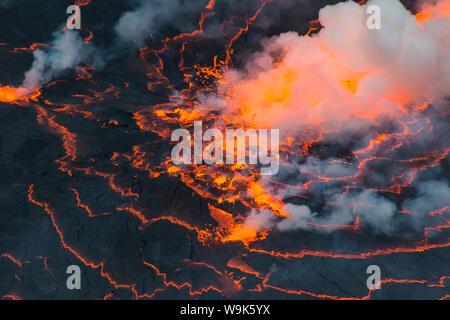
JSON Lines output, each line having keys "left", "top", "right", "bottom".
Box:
{"left": 0, "top": 86, "right": 23, "bottom": 103}
{"left": 139, "top": 0, "right": 450, "bottom": 246}
{"left": 341, "top": 72, "right": 368, "bottom": 94}
{"left": 416, "top": 0, "right": 450, "bottom": 27}
{"left": 0, "top": 0, "right": 446, "bottom": 300}
{"left": 222, "top": 224, "right": 261, "bottom": 245}
{"left": 219, "top": 43, "right": 414, "bottom": 129}
{"left": 0, "top": 85, "right": 40, "bottom": 104}
{"left": 418, "top": 0, "right": 450, "bottom": 20}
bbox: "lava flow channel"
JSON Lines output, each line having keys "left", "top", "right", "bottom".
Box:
{"left": 0, "top": 0, "right": 449, "bottom": 300}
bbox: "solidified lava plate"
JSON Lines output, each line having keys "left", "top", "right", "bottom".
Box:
{"left": 0, "top": 0, "right": 449, "bottom": 300}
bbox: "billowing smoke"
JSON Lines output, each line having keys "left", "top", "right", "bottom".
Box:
{"left": 404, "top": 180, "right": 450, "bottom": 214}
{"left": 236, "top": 187, "right": 400, "bottom": 236}
{"left": 3, "top": 0, "right": 448, "bottom": 238}
{"left": 21, "top": 30, "right": 98, "bottom": 92}
{"left": 206, "top": 0, "right": 450, "bottom": 130}
{"left": 114, "top": 0, "right": 203, "bottom": 47}
{"left": 15, "top": 0, "right": 205, "bottom": 94}
{"left": 205, "top": 0, "right": 450, "bottom": 238}
{"left": 9, "top": 0, "right": 299, "bottom": 97}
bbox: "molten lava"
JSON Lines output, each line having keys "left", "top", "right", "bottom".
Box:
{"left": 0, "top": 85, "right": 39, "bottom": 104}
{"left": 0, "top": 85, "right": 22, "bottom": 103}
{"left": 1, "top": 0, "right": 449, "bottom": 301}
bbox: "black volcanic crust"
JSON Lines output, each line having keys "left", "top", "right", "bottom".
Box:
{"left": 0, "top": 0, "right": 449, "bottom": 300}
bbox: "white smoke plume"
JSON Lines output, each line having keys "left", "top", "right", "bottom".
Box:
{"left": 209, "top": 0, "right": 450, "bottom": 238}
{"left": 114, "top": 0, "right": 201, "bottom": 47}
{"left": 204, "top": 0, "right": 450, "bottom": 130}
{"left": 21, "top": 30, "right": 98, "bottom": 92}
{"left": 241, "top": 190, "right": 400, "bottom": 236}
{"left": 18, "top": 0, "right": 205, "bottom": 89}
{"left": 18, "top": 0, "right": 203, "bottom": 92}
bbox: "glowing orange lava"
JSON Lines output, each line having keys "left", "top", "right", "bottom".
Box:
{"left": 0, "top": 85, "right": 39, "bottom": 104}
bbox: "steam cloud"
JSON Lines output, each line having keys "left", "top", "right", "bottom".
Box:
{"left": 8, "top": 0, "right": 449, "bottom": 237}
{"left": 208, "top": 0, "right": 450, "bottom": 129}
{"left": 21, "top": 30, "right": 96, "bottom": 91}
{"left": 205, "top": 0, "right": 450, "bottom": 237}
{"left": 114, "top": 0, "right": 203, "bottom": 47}
{"left": 18, "top": 0, "right": 205, "bottom": 92}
